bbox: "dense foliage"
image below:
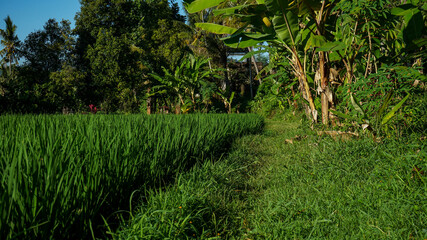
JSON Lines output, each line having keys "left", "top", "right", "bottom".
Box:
{"left": 2, "top": 0, "right": 424, "bottom": 130}
{"left": 187, "top": 0, "right": 426, "bottom": 134}
{"left": 0, "top": 0, "right": 425, "bottom": 239}
{"left": 0, "top": 114, "right": 263, "bottom": 239}
{"left": 0, "top": 0, "right": 196, "bottom": 113}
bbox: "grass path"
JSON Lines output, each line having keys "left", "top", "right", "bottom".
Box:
{"left": 115, "top": 118, "right": 426, "bottom": 239}
{"left": 235, "top": 119, "right": 425, "bottom": 239}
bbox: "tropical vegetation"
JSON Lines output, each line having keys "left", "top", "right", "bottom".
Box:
{"left": 0, "top": 0, "right": 426, "bottom": 239}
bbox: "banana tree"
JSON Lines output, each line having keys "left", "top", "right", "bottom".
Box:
{"left": 148, "top": 66, "right": 186, "bottom": 113}
{"left": 148, "top": 55, "right": 220, "bottom": 113}
{"left": 181, "top": 54, "right": 222, "bottom": 105}
{"left": 187, "top": 0, "right": 341, "bottom": 123}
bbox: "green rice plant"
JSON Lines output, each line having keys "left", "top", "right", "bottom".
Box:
{"left": 113, "top": 134, "right": 264, "bottom": 240}
{"left": 0, "top": 114, "right": 263, "bottom": 239}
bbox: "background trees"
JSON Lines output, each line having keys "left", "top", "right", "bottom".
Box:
{"left": 74, "top": 0, "right": 191, "bottom": 112}
{"left": 0, "top": 0, "right": 198, "bottom": 113}
{"left": 0, "top": 0, "right": 425, "bottom": 134}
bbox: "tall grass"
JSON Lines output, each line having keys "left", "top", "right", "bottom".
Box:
{"left": 0, "top": 114, "right": 263, "bottom": 239}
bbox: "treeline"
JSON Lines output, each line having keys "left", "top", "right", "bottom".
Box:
{"left": 0, "top": 0, "right": 242, "bottom": 114}
{"left": 1, "top": 0, "right": 426, "bottom": 135}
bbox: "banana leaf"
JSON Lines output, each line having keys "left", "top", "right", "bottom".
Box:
{"left": 195, "top": 23, "right": 238, "bottom": 34}
{"left": 329, "top": 109, "right": 356, "bottom": 121}
{"left": 265, "top": 0, "right": 299, "bottom": 46}
{"left": 350, "top": 93, "right": 365, "bottom": 117}
{"left": 186, "top": 0, "right": 227, "bottom": 13}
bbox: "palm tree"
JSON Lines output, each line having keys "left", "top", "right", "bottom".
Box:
{"left": 0, "top": 15, "right": 20, "bottom": 76}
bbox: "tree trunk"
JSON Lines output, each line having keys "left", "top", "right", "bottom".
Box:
{"left": 147, "top": 88, "right": 152, "bottom": 115}
{"left": 175, "top": 103, "right": 181, "bottom": 114}
{"left": 291, "top": 86, "right": 298, "bottom": 114}
{"left": 176, "top": 94, "right": 184, "bottom": 114}
{"left": 248, "top": 47, "right": 262, "bottom": 84}
{"left": 221, "top": 48, "right": 230, "bottom": 92}
{"left": 147, "top": 96, "right": 156, "bottom": 115}
{"left": 293, "top": 48, "right": 317, "bottom": 122}
{"left": 319, "top": 51, "right": 330, "bottom": 125}
{"left": 8, "top": 55, "right": 12, "bottom": 76}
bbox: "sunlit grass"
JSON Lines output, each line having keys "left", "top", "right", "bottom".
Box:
{"left": 116, "top": 117, "right": 426, "bottom": 239}
{"left": 245, "top": 123, "right": 426, "bottom": 239}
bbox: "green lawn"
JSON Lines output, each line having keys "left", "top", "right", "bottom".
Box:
{"left": 116, "top": 117, "right": 426, "bottom": 239}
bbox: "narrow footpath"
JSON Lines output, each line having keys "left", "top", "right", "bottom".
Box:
{"left": 225, "top": 119, "right": 425, "bottom": 239}
{"left": 115, "top": 118, "right": 426, "bottom": 239}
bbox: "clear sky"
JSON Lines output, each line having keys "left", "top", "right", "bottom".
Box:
{"left": 0, "top": 0, "right": 186, "bottom": 42}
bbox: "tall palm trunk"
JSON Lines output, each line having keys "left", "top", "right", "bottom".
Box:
{"left": 8, "top": 54, "right": 12, "bottom": 76}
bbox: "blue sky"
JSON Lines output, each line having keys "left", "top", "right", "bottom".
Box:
{"left": 0, "top": 0, "right": 186, "bottom": 42}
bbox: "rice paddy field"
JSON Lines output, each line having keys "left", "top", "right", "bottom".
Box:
{"left": 0, "top": 114, "right": 264, "bottom": 239}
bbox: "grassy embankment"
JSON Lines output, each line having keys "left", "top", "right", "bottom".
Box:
{"left": 116, "top": 116, "right": 426, "bottom": 239}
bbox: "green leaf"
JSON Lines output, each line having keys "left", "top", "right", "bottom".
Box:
{"left": 414, "top": 38, "right": 427, "bottom": 47}
{"left": 350, "top": 93, "right": 365, "bottom": 117}
{"left": 274, "top": 11, "right": 299, "bottom": 46}
{"left": 306, "top": 74, "right": 314, "bottom": 84}
{"left": 298, "top": 0, "right": 322, "bottom": 16}
{"left": 391, "top": 4, "right": 425, "bottom": 46}
{"left": 376, "top": 91, "right": 394, "bottom": 118}
{"left": 329, "top": 51, "right": 342, "bottom": 61}
{"left": 229, "top": 91, "right": 235, "bottom": 103}
{"left": 391, "top": 4, "right": 419, "bottom": 16}
{"left": 244, "top": 33, "right": 271, "bottom": 39}
{"left": 285, "top": 80, "right": 298, "bottom": 89}
{"left": 213, "top": 5, "right": 250, "bottom": 16}
{"left": 329, "top": 109, "right": 357, "bottom": 121}
{"left": 238, "top": 49, "right": 269, "bottom": 62}
{"left": 213, "top": 4, "right": 266, "bottom": 16}
{"left": 403, "top": 11, "right": 424, "bottom": 46}
{"left": 381, "top": 94, "right": 410, "bottom": 125}
{"left": 265, "top": 0, "right": 299, "bottom": 46}
{"left": 316, "top": 41, "right": 347, "bottom": 52}
{"left": 314, "top": 97, "right": 321, "bottom": 110}
{"left": 271, "top": 83, "right": 281, "bottom": 95}
{"left": 195, "top": 23, "right": 238, "bottom": 34}
{"left": 221, "top": 33, "right": 273, "bottom": 48}
{"left": 186, "top": 0, "right": 227, "bottom": 13}
{"left": 295, "top": 20, "right": 315, "bottom": 45}
{"left": 305, "top": 35, "right": 326, "bottom": 51}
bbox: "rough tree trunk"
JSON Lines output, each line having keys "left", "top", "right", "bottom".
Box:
{"left": 293, "top": 48, "right": 318, "bottom": 123}
{"left": 248, "top": 47, "right": 262, "bottom": 84}
{"left": 319, "top": 51, "right": 330, "bottom": 125}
